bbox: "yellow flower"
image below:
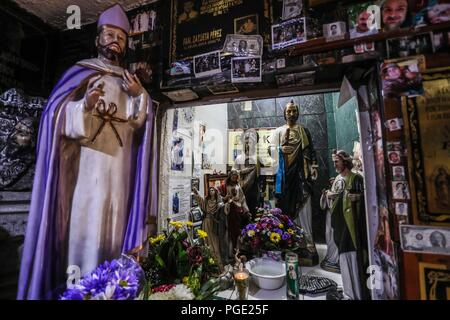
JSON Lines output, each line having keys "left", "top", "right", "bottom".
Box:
{"left": 184, "top": 221, "right": 193, "bottom": 228}
{"left": 209, "top": 257, "right": 215, "bottom": 265}
{"left": 197, "top": 229, "right": 208, "bottom": 239}
{"left": 182, "top": 276, "right": 189, "bottom": 285}
{"left": 279, "top": 223, "right": 284, "bottom": 229}
{"left": 247, "top": 230, "right": 256, "bottom": 237}
{"left": 149, "top": 234, "right": 165, "bottom": 246}
{"left": 287, "top": 228, "right": 295, "bottom": 234}
{"left": 169, "top": 221, "right": 183, "bottom": 230}
{"left": 270, "top": 232, "right": 281, "bottom": 243}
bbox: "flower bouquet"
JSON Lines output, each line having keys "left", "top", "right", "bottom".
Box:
{"left": 60, "top": 255, "right": 145, "bottom": 300}
{"left": 240, "top": 207, "right": 307, "bottom": 258}
{"left": 140, "top": 219, "right": 221, "bottom": 300}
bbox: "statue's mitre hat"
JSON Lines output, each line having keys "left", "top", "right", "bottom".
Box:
{"left": 98, "top": 4, "right": 130, "bottom": 34}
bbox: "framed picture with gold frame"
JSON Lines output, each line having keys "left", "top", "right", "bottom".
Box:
{"left": 203, "top": 173, "right": 228, "bottom": 197}
{"left": 419, "top": 262, "right": 450, "bottom": 300}
{"left": 401, "top": 70, "right": 450, "bottom": 226}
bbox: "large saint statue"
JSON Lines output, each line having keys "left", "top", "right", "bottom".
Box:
{"left": 18, "top": 4, "right": 158, "bottom": 299}
{"left": 327, "top": 150, "right": 368, "bottom": 300}
{"left": 269, "top": 100, "right": 319, "bottom": 264}
{"left": 233, "top": 129, "right": 265, "bottom": 218}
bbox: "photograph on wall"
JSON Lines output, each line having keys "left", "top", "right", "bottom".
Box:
{"left": 193, "top": 50, "right": 221, "bottom": 78}
{"left": 387, "top": 141, "right": 403, "bottom": 151}
{"left": 419, "top": 262, "right": 450, "bottom": 300}
{"left": 323, "top": 22, "right": 346, "bottom": 41}
{"left": 414, "top": 1, "right": 450, "bottom": 26}
{"left": 235, "top": 14, "right": 259, "bottom": 35}
{"left": 381, "top": 59, "right": 424, "bottom": 98}
{"left": 207, "top": 83, "right": 239, "bottom": 95}
{"left": 392, "top": 181, "right": 411, "bottom": 200}
{"left": 432, "top": 30, "right": 450, "bottom": 52}
{"left": 282, "top": 0, "right": 304, "bottom": 20}
{"left": 348, "top": 2, "right": 380, "bottom": 39}
{"left": 386, "top": 118, "right": 402, "bottom": 131}
{"left": 395, "top": 202, "right": 408, "bottom": 216}
{"left": 130, "top": 8, "right": 158, "bottom": 34}
{"left": 392, "top": 166, "right": 406, "bottom": 181}
{"left": 168, "top": 177, "right": 191, "bottom": 216}
{"left": 386, "top": 33, "right": 434, "bottom": 59}
{"left": 177, "top": 0, "right": 200, "bottom": 24}
{"left": 400, "top": 225, "right": 450, "bottom": 255}
{"left": 271, "top": 18, "right": 306, "bottom": 50}
{"left": 223, "top": 34, "right": 264, "bottom": 56}
{"left": 381, "top": 0, "right": 412, "bottom": 31}
{"left": 388, "top": 151, "right": 401, "bottom": 164}
{"left": 403, "top": 78, "right": 450, "bottom": 223}
{"left": 231, "top": 57, "right": 262, "bottom": 83}
{"left": 171, "top": 136, "right": 185, "bottom": 171}
{"left": 228, "top": 129, "right": 245, "bottom": 166}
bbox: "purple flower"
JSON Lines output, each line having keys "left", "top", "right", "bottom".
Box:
{"left": 60, "top": 287, "right": 86, "bottom": 300}
{"left": 270, "top": 208, "right": 282, "bottom": 215}
{"left": 282, "top": 233, "right": 290, "bottom": 240}
{"left": 273, "top": 228, "right": 283, "bottom": 235}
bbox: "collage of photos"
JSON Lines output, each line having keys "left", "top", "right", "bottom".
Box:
{"left": 272, "top": 18, "right": 306, "bottom": 50}
{"left": 231, "top": 57, "right": 262, "bottom": 83}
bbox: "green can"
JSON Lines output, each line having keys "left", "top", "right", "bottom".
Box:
{"left": 285, "top": 252, "right": 300, "bottom": 300}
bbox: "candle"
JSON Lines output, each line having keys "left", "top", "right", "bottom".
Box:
{"left": 234, "top": 269, "right": 249, "bottom": 300}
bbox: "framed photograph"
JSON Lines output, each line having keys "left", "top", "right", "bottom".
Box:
{"left": 432, "top": 31, "right": 449, "bottom": 53}
{"left": 272, "top": 18, "right": 306, "bottom": 50}
{"left": 386, "top": 33, "right": 434, "bottom": 59}
{"left": 388, "top": 151, "right": 401, "bottom": 164}
{"left": 381, "top": 0, "right": 411, "bottom": 31}
{"left": 395, "top": 202, "right": 408, "bottom": 216}
{"left": 323, "top": 22, "right": 346, "bottom": 41}
{"left": 223, "top": 34, "right": 263, "bottom": 56}
{"left": 419, "top": 262, "right": 450, "bottom": 300}
{"left": 193, "top": 50, "right": 221, "bottom": 78}
{"left": 277, "top": 58, "right": 286, "bottom": 69}
{"left": 381, "top": 58, "right": 424, "bottom": 98}
{"left": 364, "top": 41, "right": 375, "bottom": 51}
{"left": 425, "top": 2, "right": 450, "bottom": 25}
{"left": 282, "top": 0, "right": 303, "bottom": 20}
{"left": 348, "top": 2, "right": 380, "bottom": 39}
{"left": 231, "top": 57, "right": 262, "bottom": 83}
{"left": 402, "top": 79, "right": 450, "bottom": 225}
{"left": 392, "top": 181, "right": 410, "bottom": 200}
{"left": 234, "top": 14, "right": 259, "bottom": 35}
{"left": 162, "top": 89, "right": 199, "bottom": 102}
{"left": 207, "top": 83, "right": 239, "bottom": 95}
{"left": 203, "top": 174, "right": 228, "bottom": 197}
{"left": 354, "top": 43, "right": 365, "bottom": 53}
{"left": 276, "top": 73, "right": 296, "bottom": 87}
{"left": 130, "top": 9, "right": 158, "bottom": 34}
{"left": 400, "top": 224, "right": 450, "bottom": 256}
{"left": 392, "top": 166, "right": 406, "bottom": 181}
{"left": 387, "top": 118, "right": 402, "bottom": 131}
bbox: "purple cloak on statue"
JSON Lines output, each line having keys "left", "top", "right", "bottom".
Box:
{"left": 17, "top": 62, "right": 158, "bottom": 300}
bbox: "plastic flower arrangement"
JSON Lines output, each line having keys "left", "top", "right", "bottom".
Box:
{"left": 60, "top": 255, "right": 145, "bottom": 300}
{"left": 140, "top": 219, "right": 220, "bottom": 300}
{"left": 240, "top": 207, "right": 307, "bottom": 254}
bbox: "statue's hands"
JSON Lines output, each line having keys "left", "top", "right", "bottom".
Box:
{"left": 326, "top": 190, "right": 337, "bottom": 200}
{"left": 85, "top": 75, "right": 105, "bottom": 111}
{"left": 311, "top": 165, "right": 319, "bottom": 181}
{"left": 122, "top": 70, "right": 144, "bottom": 97}
{"left": 348, "top": 193, "right": 361, "bottom": 202}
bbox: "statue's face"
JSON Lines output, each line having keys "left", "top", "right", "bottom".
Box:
{"left": 333, "top": 156, "right": 345, "bottom": 173}
{"left": 209, "top": 187, "right": 216, "bottom": 196}
{"left": 230, "top": 173, "right": 238, "bottom": 182}
{"left": 97, "top": 26, "right": 127, "bottom": 62}
{"left": 285, "top": 104, "right": 299, "bottom": 123}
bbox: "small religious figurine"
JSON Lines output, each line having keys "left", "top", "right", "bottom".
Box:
{"left": 269, "top": 99, "right": 319, "bottom": 264}
{"left": 193, "top": 186, "right": 224, "bottom": 268}
{"left": 18, "top": 4, "right": 158, "bottom": 300}
{"left": 319, "top": 178, "right": 340, "bottom": 273}
{"left": 220, "top": 170, "right": 250, "bottom": 256}
{"left": 234, "top": 129, "right": 265, "bottom": 218}
{"left": 327, "top": 150, "right": 368, "bottom": 300}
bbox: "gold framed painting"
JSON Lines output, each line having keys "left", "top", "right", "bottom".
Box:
{"left": 419, "top": 262, "right": 450, "bottom": 300}
{"left": 402, "top": 69, "right": 450, "bottom": 226}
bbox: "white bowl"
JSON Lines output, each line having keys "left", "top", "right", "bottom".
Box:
{"left": 245, "top": 258, "right": 286, "bottom": 290}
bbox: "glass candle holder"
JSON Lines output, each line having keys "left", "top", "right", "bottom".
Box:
{"left": 233, "top": 269, "right": 249, "bottom": 300}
